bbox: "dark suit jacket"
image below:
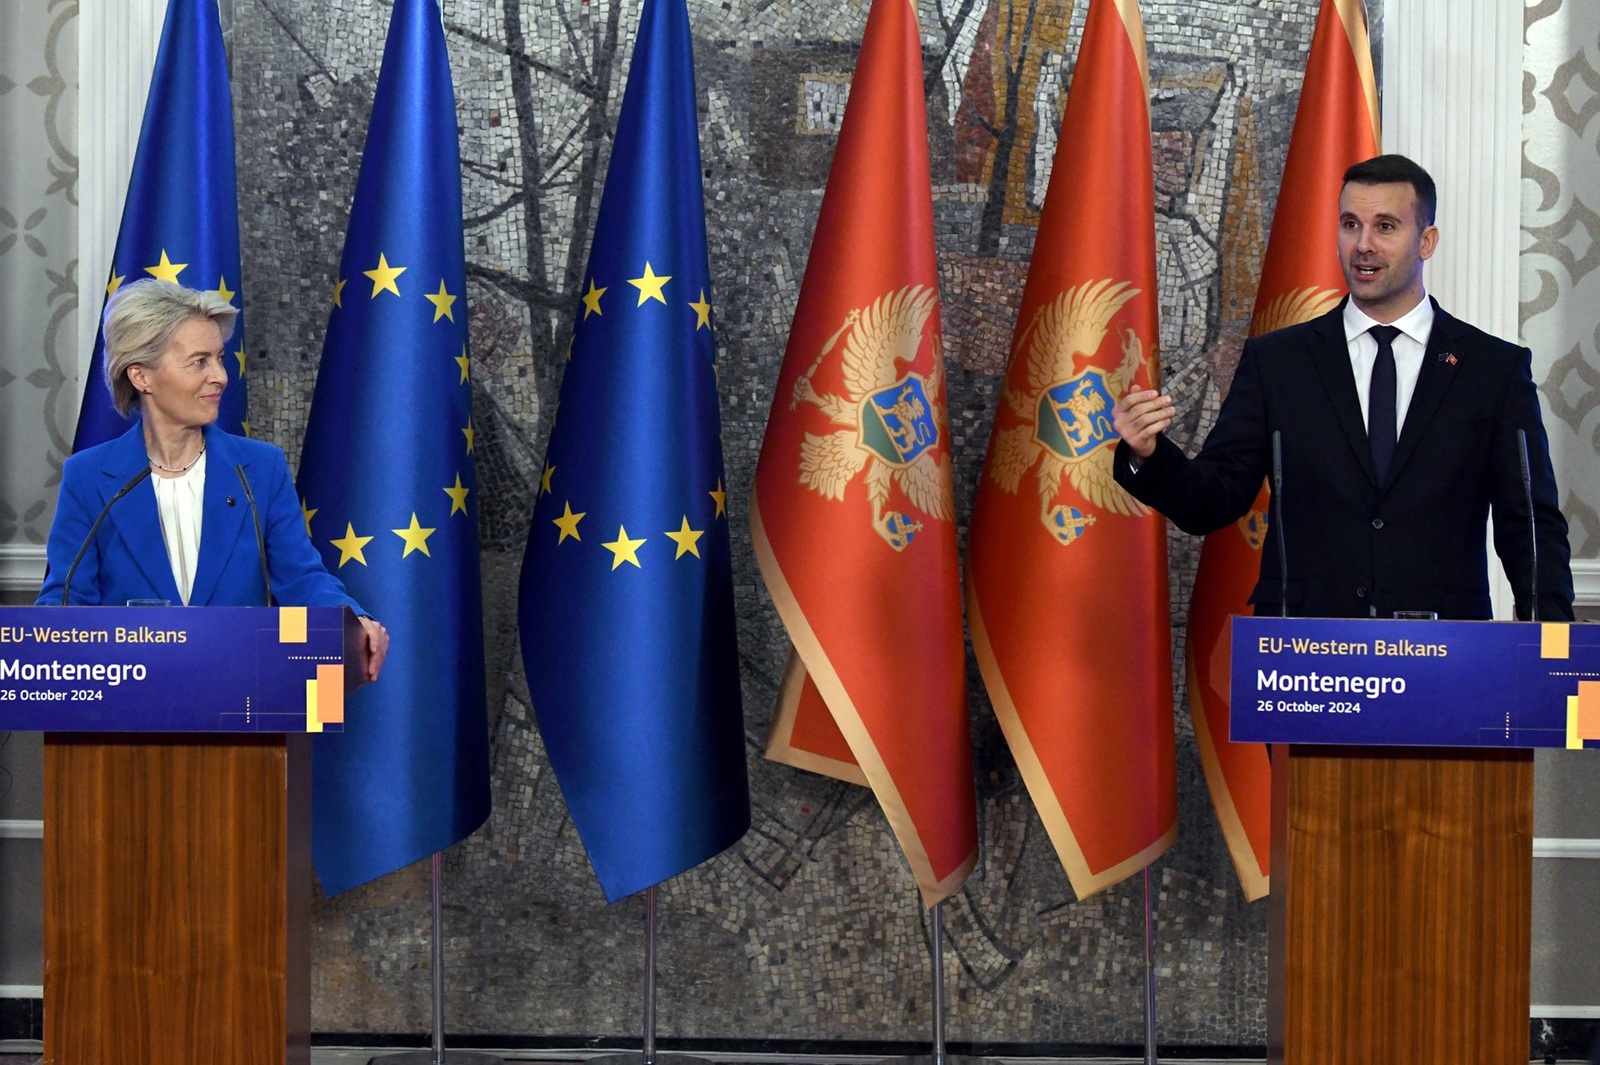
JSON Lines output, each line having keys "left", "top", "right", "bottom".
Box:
{"left": 38, "top": 422, "right": 364, "bottom": 612}
{"left": 1113, "top": 299, "right": 1574, "bottom": 621}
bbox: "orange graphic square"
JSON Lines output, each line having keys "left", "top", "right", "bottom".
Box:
{"left": 1579, "top": 681, "right": 1600, "bottom": 742}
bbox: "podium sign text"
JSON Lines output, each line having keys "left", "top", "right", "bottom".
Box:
{"left": 0, "top": 605, "right": 351, "bottom": 732}
{"left": 1230, "top": 616, "right": 1600, "bottom": 749}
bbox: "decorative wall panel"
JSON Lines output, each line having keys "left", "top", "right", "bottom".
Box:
{"left": 1523, "top": 0, "right": 1600, "bottom": 567}
{"left": 0, "top": 0, "right": 78, "bottom": 583}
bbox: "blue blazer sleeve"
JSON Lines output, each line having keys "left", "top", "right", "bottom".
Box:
{"left": 35, "top": 452, "right": 111, "bottom": 606}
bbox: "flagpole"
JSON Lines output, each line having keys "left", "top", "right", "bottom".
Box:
{"left": 372, "top": 853, "right": 503, "bottom": 1065}
{"left": 929, "top": 902, "right": 948, "bottom": 1065}
{"left": 1142, "top": 866, "right": 1158, "bottom": 1065}
{"left": 587, "top": 883, "right": 711, "bottom": 1065}
{"left": 644, "top": 884, "right": 658, "bottom": 1065}
{"left": 879, "top": 897, "right": 994, "bottom": 1065}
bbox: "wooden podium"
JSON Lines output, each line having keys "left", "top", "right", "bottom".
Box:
{"left": 44, "top": 733, "right": 314, "bottom": 1065}
{"left": 1266, "top": 744, "right": 1531, "bottom": 1063}
{"left": 1231, "top": 616, "right": 1599, "bottom": 1065}
{"left": 0, "top": 605, "right": 360, "bottom": 1065}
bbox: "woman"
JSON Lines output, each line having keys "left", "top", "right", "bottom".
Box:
{"left": 38, "top": 279, "right": 388, "bottom": 679}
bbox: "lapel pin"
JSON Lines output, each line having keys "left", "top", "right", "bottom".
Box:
{"left": 1437, "top": 352, "right": 1457, "bottom": 365}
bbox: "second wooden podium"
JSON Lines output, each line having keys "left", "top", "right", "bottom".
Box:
{"left": 1232, "top": 615, "right": 1599, "bottom": 1065}
{"left": 1266, "top": 744, "right": 1531, "bottom": 1062}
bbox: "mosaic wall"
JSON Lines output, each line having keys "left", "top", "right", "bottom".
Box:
{"left": 225, "top": 0, "right": 1328, "bottom": 1044}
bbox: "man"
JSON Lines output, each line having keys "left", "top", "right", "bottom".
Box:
{"left": 1112, "top": 154, "right": 1573, "bottom": 621}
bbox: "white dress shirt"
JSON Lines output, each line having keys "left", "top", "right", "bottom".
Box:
{"left": 1342, "top": 292, "right": 1434, "bottom": 434}
{"left": 152, "top": 450, "right": 206, "bottom": 605}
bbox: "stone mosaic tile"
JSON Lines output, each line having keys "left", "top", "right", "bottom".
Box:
{"left": 228, "top": 0, "right": 1320, "bottom": 1046}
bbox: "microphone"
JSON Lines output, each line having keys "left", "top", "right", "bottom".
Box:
{"left": 235, "top": 464, "right": 273, "bottom": 608}
{"left": 1517, "top": 429, "right": 1538, "bottom": 623}
{"left": 62, "top": 467, "right": 153, "bottom": 605}
{"left": 1271, "top": 430, "right": 1288, "bottom": 618}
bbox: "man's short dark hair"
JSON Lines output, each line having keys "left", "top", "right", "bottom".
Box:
{"left": 1342, "top": 154, "right": 1437, "bottom": 226}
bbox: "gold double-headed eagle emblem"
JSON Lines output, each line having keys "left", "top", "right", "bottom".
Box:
{"left": 986, "top": 278, "right": 1151, "bottom": 544}
{"left": 790, "top": 285, "right": 953, "bottom": 552}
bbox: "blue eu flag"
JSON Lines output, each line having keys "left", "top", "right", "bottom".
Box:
{"left": 76, "top": 0, "right": 248, "bottom": 450}
{"left": 297, "top": 0, "right": 490, "bottom": 895}
{"left": 517, "top": 0, "right": 750, "bottom": 902}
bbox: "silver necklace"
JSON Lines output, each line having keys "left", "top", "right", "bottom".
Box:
{"left": 148, "top": 440, "right": 206, "bottom": 474}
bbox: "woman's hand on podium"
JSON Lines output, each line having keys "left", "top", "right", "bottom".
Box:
{"left": 357, "top": 615, "right": 389, "bottom": 682}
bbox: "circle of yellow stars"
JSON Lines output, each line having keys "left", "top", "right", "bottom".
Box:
{"left": 301, "top": 251, "right": 475, "bottom": 567}
{"left": 543, "top": 475, "right": 728, "bottom": 572}
{"left": 539, "top": 259, "right": 727, "bottom": 572}
{"left": 576, "top": 261, "right": 713, "bottom": 335}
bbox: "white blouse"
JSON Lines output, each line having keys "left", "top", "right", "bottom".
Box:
{"left": 152, "top": 451, "right": 206, "bottom": 605}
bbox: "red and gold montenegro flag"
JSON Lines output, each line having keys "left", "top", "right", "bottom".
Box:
{"left": 751, "top": 0, "right": 978, "bottom": 906}
{"left": 965, "top": 0, "right": 1173, "bottom": 899}
{"left": 1186, "top": 0, "right": 1378, "bottom": 901}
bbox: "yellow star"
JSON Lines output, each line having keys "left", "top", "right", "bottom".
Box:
{"left": 462, "top": 419, "right": 475, "bottom": 454}
{"left": 582, "top": 279, "right": 606, "bottom": 319}
{"left": 330, "top": 522, "right": 373, "bottom": 568}
{"left": 240, "top": 420, "right": 252, "bottom": 438}
{"left": 690, "top": 290, "right": 712, "bottom": 330}
{"left": 425, "top": 280, "right": 457, "bottom": 322}
{"left": 564, "top": 336, "right": 574, "bottom": 362}
{"left": 602, "top": 525, "right": 647, "bottom": 570}
{"left": 332, "top": 278, "right": 347, "bottom": 308}
{"left": 106, "top": 271, "right": 125, "bottom": 296}
{"left": 456, "top": 347, "right": 470, "bottom": 384}
{"left": 392, "top": 513, "right": 437, "bottom": 558}
{"left": 628, "top": 262, "right": 671, "bottom": 306}
{"left": 540, "top": 464, "right": 555, "bottom": 495}
{"left": 209, "top": 276, "right": 236, "bottom": 305}
{"left": 301, "top": 498, "right": 318, "bottom": 538}
{"left": 364, "top": 253, "right": 406, "bottom": 298}
{"left": 552, "top": 501, "right": 585, "bottom": 544}
{"left": 665, "top": 517, "right": 704, "bottom": 559}
{"left": 444, "top": 474, "right": 470, "bottom": 516}
{"left": 709, "top": 479, "right": 727, "bottom": 518}
{"left": 144, "top": 250, "right": 187, "bottom": 284}
{"left": 234, "top": 347, "right": 246, "bottom": 377}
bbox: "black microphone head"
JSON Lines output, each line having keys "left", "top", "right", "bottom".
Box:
{"left": 226, "top": 496, "right": 236, "bottom": 506}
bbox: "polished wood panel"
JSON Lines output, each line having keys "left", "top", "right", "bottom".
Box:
{"left": 1267, "top": 745, "right": 1532, "bottom": 1065}
{"left": 44, "top": 734, "right": 311, "bottom": 1065}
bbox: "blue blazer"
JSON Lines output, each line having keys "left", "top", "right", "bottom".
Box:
{"left": 38, "top": 423, "right": 364, "bottom": 612}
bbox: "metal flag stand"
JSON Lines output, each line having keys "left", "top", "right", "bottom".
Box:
{"left": 880, "top": 901, "right": 993, "bottom": 1065}
{"left": 587, "top": 884, "right": 711, "bottom": 1065}
{"left": 371, "top": 853, "right": 504, "bottom": 1065}
{"left": 1141, "top": 865, "right": 1159, "bottom": 1065}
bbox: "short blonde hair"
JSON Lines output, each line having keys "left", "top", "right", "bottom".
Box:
{"left": 102, "top": 280, "right": 239, "bottom": 417}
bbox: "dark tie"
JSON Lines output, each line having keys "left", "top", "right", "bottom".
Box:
{"left": 1368, "top": 325, "right": 1400, "bottom": 483}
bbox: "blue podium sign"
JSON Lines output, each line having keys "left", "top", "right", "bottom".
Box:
{"left": 1230, "top": 616, "right": 1600, "bottom": 749}
{"left": 0, "top": 606, "right": 356, "bottom": 732}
